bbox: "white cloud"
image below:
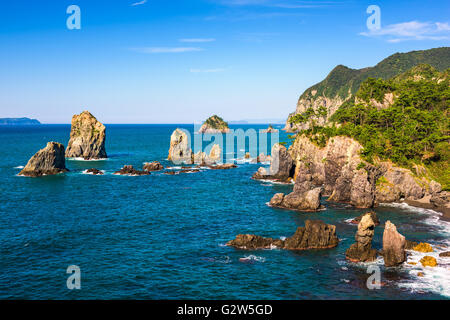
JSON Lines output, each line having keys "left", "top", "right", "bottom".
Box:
{"left": 360, "top": 21, "right": 450, "bottom": 42}
{"left": 190, "top": 68, "right": 226, "bottom": 73}
{"left": 131, "top": 0, "right": 147, "bottom": 6}
{"left": 131, "top": 47, "right": 204, "bottom": 53}
{"left": 179, "top": 38, "right": 216, "bottom": 43}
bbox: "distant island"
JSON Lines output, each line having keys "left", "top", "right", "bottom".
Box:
{"left": 0, "top": 117, "right": 41, "bottom": 125}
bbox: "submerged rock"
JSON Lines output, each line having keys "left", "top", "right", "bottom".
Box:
{"left": 227, "top": 220, "right": 339, "bottom": 250}
{"left": 114, "top": 165, "right": 149, "bottom": 176}
{"left": 86, "top": 168, "right": 103, "bottom": 175}
{"left": 143, "top": 161, "right": 164, "bottom": 172}
{"left": 168, "top": 129, "right": 193, "bottom": 164}
{"left": 65, "top": 111, "right": 107, "bottom": 160}
{"left": 19, "top": 142, "right": 68, "bottom": 177}
{"left": 345, "top": 213, "right": 377, "bottom": 263}
{"left": 382, "top": 221, "right": 406, "bottom": 267}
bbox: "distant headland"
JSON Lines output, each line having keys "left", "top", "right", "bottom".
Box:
{"left": 0, "top": 117, "right": 41, "bottom": 125}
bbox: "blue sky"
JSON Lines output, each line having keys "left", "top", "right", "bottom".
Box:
{"left": 0, "top": 0, "right": 449, "bottom": 123}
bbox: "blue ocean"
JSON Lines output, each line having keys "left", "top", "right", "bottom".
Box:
{"left": 0, "top": 124, "right": 449, "bottom": 299}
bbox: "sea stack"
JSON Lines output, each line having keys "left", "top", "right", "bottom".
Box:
{"left": 199, "top": 115, "right": 230, "bottom": 133}
{"left": 65, "top": 111, "right": 107, "bottom": 160}
{"left": 345, "top": 212, "right": 377, "bottom": 263}
{"left": 168, "top": 129, "right": 193, "bottom": 164}
{"left": 382, "top": 221, "right": 406, "bottom": 267}
{"left": 19, "top": 142, "right": 68, "bottom": 177}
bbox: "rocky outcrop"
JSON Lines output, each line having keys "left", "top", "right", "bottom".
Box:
{"left": 413, "top": 242, "right": 433, "bottom": 253}
{"left": 351, "top": 212, "right": 380, "bottom": 226}
{"left": 283, "top": 220, "right": 339, "bottom": 250}
{"left": 257, "top": 153, "right": 271, "bottom": 163}
{"left": 253, "top": 143, "right": 294, "bottom": 182}
{"left": 345, "top": 213, "right": 377, "bottom": 263}
{"left": 143, "top": 161, "right": 164, "bottom": 172}
{"left": 193, "top": 144, "right": 222, "bottom": 165}
{"left": 420, "top": 256, "right": 437, "bottom": 267}
{"left": 207, "top": 163, "right": 237, "bottom": 170}
{"left": 65, "top": 111, "right": 107, "bottom": 160}
{"left": 261, "top": 125, "right": 279, "bottom": 133}
{"left": 19, "top": 142, "right": 68, "bottom": 177}
{"left": 405, "top": 240, "right": 418, "bottom": 250}
{"left": 382, "top": 221, "right": 406, "bottom": 267}
{"left": 227, "top": 220, "right": 339, "bottom": 250}
{"left": 270, "top": 188, "right": 322, "bottom": 212}
{"left": 439, "top": 251, "right": 450, "bottom": 257}
{"left": 114, "top": 165, "right": 149, "bottom": 176}
{"left": 199, "top": 115, "right": 230, "bottom": 133}
{"left": 288, "top": 135, "right": 442, "bottom": 209}
{"left": 168, "top": 129, "right": 193, "bottom": 164}
{"left": 86, "top": 168, "right": 103, "bottom": 175}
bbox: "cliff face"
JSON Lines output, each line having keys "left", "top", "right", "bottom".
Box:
{"left": 288, "top": 135, "right": 441, "bottom": 208}
{"left": 285, "top": 47, "right": 450, "bottom": 132}
{"left": 65, "top": 111, "right": 107, "bottom": 160}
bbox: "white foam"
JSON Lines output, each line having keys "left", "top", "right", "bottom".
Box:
{"left": 239, "top": 255, "right": 266, "bottom": 263}
{"left": 67, "top": 157, "right": 108, "bottom": 161}
{"left": 14, "top": 166, "right": 24, "bottom": 169}
{"left": 81, "top": 169, "right": 105, "bottom": 175}
{"left": 398, "top": 242, "right": 450, "bottom": 297}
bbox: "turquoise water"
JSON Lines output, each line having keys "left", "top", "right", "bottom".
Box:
{"left": 0, "top": 124, "right": 449, "bottom": 299}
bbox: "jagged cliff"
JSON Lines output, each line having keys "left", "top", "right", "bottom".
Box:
{"left": 285, "top": 47, "right": 450, "bottom": 132}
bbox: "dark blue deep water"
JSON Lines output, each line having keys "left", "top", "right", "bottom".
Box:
{"left": 0, "top": 124, "right": 449, "bottom": 299}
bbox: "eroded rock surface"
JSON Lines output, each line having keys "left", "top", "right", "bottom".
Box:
{"left": 20, "top": 142, "right": 68, "bottom": 177}
{"left": 227, "top": 220, "right": 339, "bottom": 250}
{"left": 65, "top": 111, "right": 107, "bottom": 160}
{"left": 143, "top": 161, "right": 164, "bottom": 172}
{"left": 382, "top": 221, "right": 406, "bottom": 267}
{"left": 345, "top": 213, "right": 377, "bottom": 263}
{"left": 168, "top": 129, "right": 193, "bottom": 164}
{"left": 114, "top": 165, "right": 149, "bottom": 176}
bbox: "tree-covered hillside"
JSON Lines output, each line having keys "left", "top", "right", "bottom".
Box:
{"left": 290, "top": 64, "right": 450, "bottom": 189}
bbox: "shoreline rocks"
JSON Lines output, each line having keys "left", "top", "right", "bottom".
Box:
{"left": 382, "top": 221, "right": 406, "bottom": 267}
{"left": 420, "top": 256, "right": 437, "bottom": 267}
{"left": 345, "top": 213, "right": 377, "bottom": 263}
{"left": 227, "top": 220, "right": 339, "bottom": 250}
{"left": 19, "top": 142, "right": 68, "bottom": 177}
{"left": 143, "top": 161, "right": 164, "bottom": 172}
{"left": 114, "top": 165, "right": 149, "bottom": 176}
{"left": 65, "top": 111, "right": 107, "bottom": 160}
{"left": 86, "top": 168, "right": 104, "bottom": 175}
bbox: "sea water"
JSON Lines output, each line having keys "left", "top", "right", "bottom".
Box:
{"left": 0, "top": 124, "right": 448, "bottom": 299}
